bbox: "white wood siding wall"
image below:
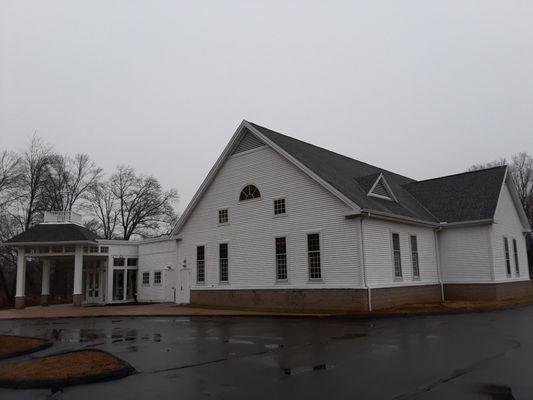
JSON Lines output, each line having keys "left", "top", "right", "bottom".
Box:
{"left": 439, "top": 226, "right": 493, "bottom": 283}
{"left": 363, "top": 219, "right": 439, "bottom": 287}
{"left": 177, "top": 145, "right": 362, "bottom": 290}
{"left": 137, "top": 240, "right": 178, "bottom": 302}
{"left": 491, "top": 183, "right": 529, "bottom": 282}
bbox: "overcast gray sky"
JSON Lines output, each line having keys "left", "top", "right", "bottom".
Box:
{"left": 1, "top": 0, "right": 532, "bottom": 212}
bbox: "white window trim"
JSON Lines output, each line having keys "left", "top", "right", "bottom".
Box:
{"left": 141, "top": 271, "right": 150, "bottom": 286}
{"left": 409, "top": 233, "right": 420, "bottom": 280}
{"left": 218, "top": 208, "right": 229, "bottom": 226}
{"left": 238, "top": 183, "right": 262, "bottom": 203}
{"left": 391, "top": 231, "right": 403, "bottom": 281}
{"left": 153, "top": 270, "right": 163, "bottom": 286}
{"left": 512, "top": 237, "right": 520, "bottom": 276}
{"left": 196, "top": 244, "right": 206, "bottom": 285}
{"left": 306, "top": 231, "right": 324, "bottom": 283}
{"left": 503, "top": 236, "right": 512, "bottom": 278}
{"left": 219, "top": 241, "right": 230, "bottom": 284}
{"left": 274, "top": 235, "right": 289, "bottom": 283}
{"left": 273, "top": 196, "right": 288, "bottom": 218}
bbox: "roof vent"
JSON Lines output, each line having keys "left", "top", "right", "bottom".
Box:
{"left": 368, "top": 174, "right": 397, "bottom": 202}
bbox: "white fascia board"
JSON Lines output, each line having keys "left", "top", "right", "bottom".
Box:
{"left": 244, "top": 121, "right": 361, "bottom": 212}
{"left": 171, "top": 121, "right": 249, "bottom": 235}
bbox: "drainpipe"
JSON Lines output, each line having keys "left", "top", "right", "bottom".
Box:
{"left": 359, "top": 214, "right": 372, "bottom": 311}
{"left": 434, "top": 227, "right": 444, "bottom": 302}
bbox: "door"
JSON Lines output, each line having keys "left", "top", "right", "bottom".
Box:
{"left": 176, "top": 268, "right": 191, "bottom": 304}
{"left": 86, "top": 270, "right": 101, "bottom": 304}
{"left": 164, "top": 269, "right": 177, "bottom": 302}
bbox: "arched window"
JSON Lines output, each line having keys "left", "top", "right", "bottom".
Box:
{"left": 239, "top": 185, "right": 261, "bottom": 201}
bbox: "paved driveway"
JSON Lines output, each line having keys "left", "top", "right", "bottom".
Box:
{"left": 0, "top": 305, "right": 531, "bottom": 399}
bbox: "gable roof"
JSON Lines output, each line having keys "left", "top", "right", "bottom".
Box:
{"left": 6, "top": 223, "right": 100, "bottom": 245}
{"left": 403, "top": 166, "right": 507, "bottom": 224}
{"left": 173, "top": 120, "right": 516, "bottom": 234}
{"left": 247, "top": 122, "right": 438, "bottom": 223}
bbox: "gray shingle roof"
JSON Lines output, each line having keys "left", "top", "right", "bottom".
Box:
{"left": 403, "top": 166, "right": 507, "bottom": 223}
{"left": 248, "top": 121, "right": 507, "bottom": 224}
{"left": 6, "top": 223, "right": 100, "bottom": 244}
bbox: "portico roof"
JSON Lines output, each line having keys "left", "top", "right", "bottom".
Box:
{"left": 5, "top": 223, "right": 100, "bottom": 246}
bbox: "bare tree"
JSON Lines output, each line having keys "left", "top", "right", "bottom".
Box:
{"left": 0, "top": 150, "right": 22, "bottom": 208}
{"left": 86, "top": 181, "right": 119, "bottom": 239}
{"left": 110, "top": 166, "right": 178, "bottom": 240}
{"left": 41, "top": 153, "right": 102, "bottom": 212}
{"left": 467, "top": 158, "right": 507, "bottom": 172}
{"left": 510, "top": 152, "right": 533, "bottom": 227}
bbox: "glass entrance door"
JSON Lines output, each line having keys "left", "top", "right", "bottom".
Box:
{"left": 86, "top": 270, "right": 100, "bottom": 303}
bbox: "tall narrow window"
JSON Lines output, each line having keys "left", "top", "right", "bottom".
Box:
{"left": 504, "top": 237, "right": 511, "bottom": 276}
{"left": 513, "top": 238, "right": 520, "bottom": 275}
{"left": 275, "top": 237, "right": 288, "bottom": 281}
{"left": 410, "top": 235, "right": 420, "bottom": 279}
{"left": 307, "top": 233, "right": 322, "bottom": 280}
{"left": 392, "top": 233, "right": 402, "bottom": 279}
{"left": 274, "top": 198, "right": 286, "bottom": 215}
{"left": 197, "top": 245, "right": 205, "bottom": 283}
{"left": 219, "top": 243, "right": 229, "bottom": 282}
{"left": 154, "top": 271, "right": 162, "bottom": 285}
{"left": 218, "top": 209, "right": 228, "bottom": 224}
{"left": 142, "top": 272, "right": 150, "bottom": 286}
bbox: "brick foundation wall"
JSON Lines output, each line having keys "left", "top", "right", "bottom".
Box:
{"left": 371, "top": 284, "right": 442, "bottom": 310}
{"left": 191, "top": 289, "right": 369, "bottom": 312}
{"left": 444, "top": 281, "right": 533, "bottom": 301}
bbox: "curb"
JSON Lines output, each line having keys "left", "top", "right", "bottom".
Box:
{"left": 0, "top": 349, "right": 135, "bottom": 390}
{"left": 0, "top": 336, "right": 53, "bottom": 361}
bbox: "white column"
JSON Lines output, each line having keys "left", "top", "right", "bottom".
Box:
{"left": 73, "top": 245, "right": 83, "bottom": 306}
{"left": 15, "top": 248, "right": 26, "bottom": 303}
{"left": 106, "top": 256, "right": 113, "bottom": 303}
{"left": 41, "top": 259, "right": 51, "bottom": 296}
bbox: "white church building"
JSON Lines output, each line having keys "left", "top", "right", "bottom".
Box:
{"left": 5, "top": 121, "right": 532, "bottom": 311}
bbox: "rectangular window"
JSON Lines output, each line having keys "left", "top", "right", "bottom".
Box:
{"left": 142, "top": 272, "right": 150, "bottom": 285}
{"left": 219, "top": 243, "right": 229, "bottom": 282}
{"left": 307, "top": 233, "right": 322, "bottom": 280}
{"left": 274, "top": 198, "right": 286, "bottom": 215}
{"left": 513, "top": 238, "right": 519, "bottom": 275}
{"left": 113, "top": 257, "right": 125, "bottom": 267}
{"left": 100, "top": 246, "right": 109, "bottom": 253}
{"left": 197, "top": 245, "right": 205, "bottom": 283}
{"left": 127, "top": 258, "right": 138, "bottom": 267}
{"left": 410, "top": 235, "right": 420, "bottom": 279}
{"left": 275, "top": 237, "right": 288, "bottom": 281}
{"left": 218, "top": 209, "right": 228, "bottom": 224}
{"left": 392, "top": 233, "right": 402, "bottom": 279}
{"left": 112, "top": 269, "right": 124, "bottom": 301}
{"left": 154, "top": 271, "right": 162, "bottom": 285}
{"left": 504, "top": 237, "right": 511, "bottom": 276}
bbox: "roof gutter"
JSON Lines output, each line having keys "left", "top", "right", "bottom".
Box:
{"left": 2, "top": 240, "right": 98, "bottom": 247}
{"left": 439, "top": 219, "right": 494, "bottom": 228}
{"left": 346, "top": 209, "right": 439, "bottom": 228}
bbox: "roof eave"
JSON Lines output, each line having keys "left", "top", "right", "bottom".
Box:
{"left": 2, "top": 240, "right": 99, "bottom": 247}
{"left": 347, "top": 209, "right": 439, "bottom": 228}
{"left": 439, "top": 219, "right": 494, "bottom": 228}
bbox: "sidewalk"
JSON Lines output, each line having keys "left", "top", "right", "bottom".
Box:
{"left": 0, "top": 303, "right": 331, "bottom": 320}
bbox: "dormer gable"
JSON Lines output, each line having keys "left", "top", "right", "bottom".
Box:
{"left": 368, "top": 173, "right": 397, "bottom": 202}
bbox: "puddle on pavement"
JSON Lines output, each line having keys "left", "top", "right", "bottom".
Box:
{"left": 477, "top": 384, "right": 515, "bottom": 400}
{"left": 331, "top": 333, "right": 367, "bottom": 340}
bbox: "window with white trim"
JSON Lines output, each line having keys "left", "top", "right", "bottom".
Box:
{"left": 504, "top": 237, "right": 511, "bottom": 276}
{"left": 274, "top": 198, "right": 286, "bottom": 215}
{"left": 154, "top": 271, "right": 162, "bottom": 285}
{"left": 513, "top": 238, "right": 519, "bottom": 275}
{"left": 142, "top": 272, "right": 150, "bottom": 285}
{"left": 239, "top": 185, "right": 261, "bottom": 201}
{"left": 127, "top": 258, "right": 138, "bottom": 267}
{"left": 113, "top": 257, "right": 125, "bottom": 267}
{"left": 275, "top": 237, "right": 288, "bottom": 281}
{"left": 219, "top": 243, "right": 229, "bottom": 282}
{"left": 307, "top": 233, "right": 322, "bottom": 280}
{"left": 218, "top": 209, "right": 228, "bottom": 224}
{"left": 410, "top": 235, "right": 420, "bottom": 279}
{"left": 392, "top": 233, "right": 402, "bottom": 279}
{"left": 197, "top": 245, "right": 205, "bottom": 283}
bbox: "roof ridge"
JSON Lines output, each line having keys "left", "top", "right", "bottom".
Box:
{"left": 246, "top": 121, "right": 415, "bottom": 182}
{"left": 406, "top": 165, "right": 508, "bottom": 186}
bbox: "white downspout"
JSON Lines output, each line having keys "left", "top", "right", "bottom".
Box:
{"left": 359, "top": 216, "right": 371, "bottom": 311}
{"left": 434, "top": 228, "right": 445, "bottom": 302}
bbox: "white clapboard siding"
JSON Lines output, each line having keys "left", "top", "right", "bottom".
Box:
{"left": 363, "top": 219, "right": 439, "bottom": 287}
{"left": 491, "top": 183, "right": 529, "bottom": 282}
{"left": 177, "top": 145, "right": 362, "bottom": 290}
{"left": 438, "top": 226, "right": 492, "bottom": 283}
{"left": 137, "top": 239, "right": 178, "bottom": 302}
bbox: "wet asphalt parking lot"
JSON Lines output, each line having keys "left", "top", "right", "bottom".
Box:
{"left": 1, "top": 305, "right": 533, "bottom": 399}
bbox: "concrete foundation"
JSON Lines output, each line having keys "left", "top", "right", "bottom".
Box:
{"left": 14, "top": 296, "right": 25, "bottom": 309}
{"left": 73, "top": 294, "right": 83, "bottom": 307}
{"left": 41, "top": 294, "right": 50, "bottom": 306}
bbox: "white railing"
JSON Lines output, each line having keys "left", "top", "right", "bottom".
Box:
{"left": 43, "top": 211, "right": 83, "bottom": 224}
